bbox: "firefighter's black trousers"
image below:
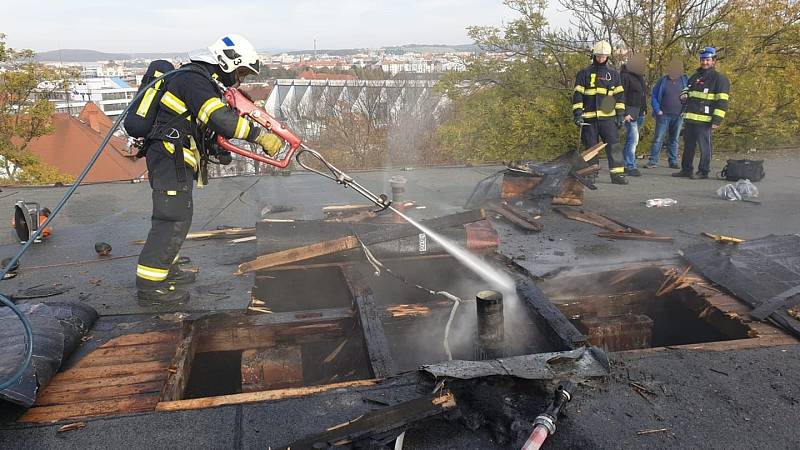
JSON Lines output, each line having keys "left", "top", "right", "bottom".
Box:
{"left": 136, "top": 190, "right": 193, "bottom": 290}
{"left": 581, "top": 119, "right": 625, "bottom": 175}
{"left": 682, "top": 122, "right": 713, "bottom": 175}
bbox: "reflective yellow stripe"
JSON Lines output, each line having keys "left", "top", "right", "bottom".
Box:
{"left": 713, "top": 109, "right": 726, "bottom": 118}
{"left": 615, "top": 103, "right": 625, "bottom": 110}
{"left": 595, "top": 110, "right": 616, "bottom": 118}
{"left": 581, "top": 110, "right": 618, "bottom": 119}
{"left": 166, "top": 190, "right": 177, "bottom": 196}
{"left": 612, "top": 86, "right": 624, "bottom": 94}
{"left": 137, "top": 264, "right": 169, "bottom": 281}
{"left": 574, "top": 85, "right": 585, "bottom": 94}
{"left": 572, "top": 103, "right": 583, "bottom": 110}
{"left": 582, "top": 111, "right": 597, "bottom": 118}
{"left": 583, "top": 89, "right": 596, "bottom": 96}
{"left": 683, "top": 112, "right": 712, "bottom": 122}
{"left": 163, "top": 142, "right": 199, "bottom": 173}
{"left": 198, "top": 97, "right": 226, "bottom": 124}
{"left": 160, "top": 91, "right": 189, "bottom": 117}
{"left": 183, "top": 149, "right": 198, "bottom": 170}
{"left": 136, "top": 70, "right": 164, "bottom": 117}
{"left": 234, "top": 117, "right": 250, "bottom": 139}
{"left": 610, "top": 167, "right": 625, "bottom": 174}
{"left": 595, "top": 87, "right": 609, "bottom": 95}
{"left": 716, "top": 92, "right": 729, "bottom": 101}
{"left": 688, "top": 91, "right": 716, "bottom": 100}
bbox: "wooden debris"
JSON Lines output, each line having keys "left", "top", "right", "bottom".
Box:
{"left": 556, "top": 207, "right": 673, "bottom": 241}
{"left": 629, "top": 382, "right": 657, "bottom": 396}
{"left": 596, "top": 232, "right": 673, "bottom": 242}
{"left": 637, "top": 428, "right": 669, "bottom": 435}
{"left": 486, "top": 201, "right": 543, "bottom": 232}
{"left": 57, "top": 422, "right": 86, "bottom": 432}
{"left": 159, "top": 321, "right": 198, "bottom": 402}
{"left": 656, "top": 266, "right": 692, "bottom": 297}
{"left": 581, "top": 142, "right": 607, "bottom": 162}
{"left": 237, "top": 236, "right": 360, "bottom": 274}
{"left": 341, "top": 265, "right": 394, "bottom": 379}
{"left": 155, "top": 380, "right": 378, "bottom": 412}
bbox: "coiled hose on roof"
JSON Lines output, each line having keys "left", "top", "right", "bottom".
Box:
{"left": 0, "top": 68, "right": 191, "bottom": 390}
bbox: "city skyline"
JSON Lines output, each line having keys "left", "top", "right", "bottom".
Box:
{"left": 2, "top": 0, "right": 570, "bottom": 53}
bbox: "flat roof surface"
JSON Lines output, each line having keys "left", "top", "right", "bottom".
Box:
{"left": 0, "top": 155, "right": 799, "bottom": 448}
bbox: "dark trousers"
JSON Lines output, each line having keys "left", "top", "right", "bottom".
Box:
{"left": 136, "top": 190, "right": 193, "bottom": 290}
{"left": 682, "top": 122, "right": 713, "bottom": 174}
{"left": 581, "top": 119, "right": 624, "bottom": 173}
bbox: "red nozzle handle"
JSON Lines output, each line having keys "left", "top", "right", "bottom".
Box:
{"left": 217, "top": 87, "right": 302, "bottom": 168}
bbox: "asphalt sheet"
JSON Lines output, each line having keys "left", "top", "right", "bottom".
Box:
{"left": 682, "top": 234, "right": 800, "bottom": 337}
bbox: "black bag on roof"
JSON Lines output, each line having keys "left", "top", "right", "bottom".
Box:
{"left": 719, "top": 159, "right": 765, "bottom": 182}
{"left": 123, "top": 60, "right": 175, "bottom": 139}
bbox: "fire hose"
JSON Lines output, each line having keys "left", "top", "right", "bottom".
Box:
{"left": 521, "top": 380, "right": 575, "bottom": 450}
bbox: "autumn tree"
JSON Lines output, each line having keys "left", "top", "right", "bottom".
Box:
{"left": 437, "top": 0, "right": 800, "bottom": 160}
{"left": 0, "top": 34, "right": 75, "bottom": 184}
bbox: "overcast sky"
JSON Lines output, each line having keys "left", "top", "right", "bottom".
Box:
{"left": 2, "top": 0, "right": 570, "bottom": 53}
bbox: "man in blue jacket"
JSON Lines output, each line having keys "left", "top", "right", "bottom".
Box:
{"left": 644, "top": 59, "right": 687, "bottom": 169}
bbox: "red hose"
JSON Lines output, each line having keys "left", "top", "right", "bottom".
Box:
{"left": 521, "top": 425, "right": 549, "bottom": 450}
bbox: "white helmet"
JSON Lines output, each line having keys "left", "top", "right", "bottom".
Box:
{"left": 592, "top": 40, "right": 612, "bottom": 56}
{"left": 208, "top": 34, "right": 260, "bottom": 76}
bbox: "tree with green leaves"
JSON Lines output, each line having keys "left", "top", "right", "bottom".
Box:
{"left": 0, "top": 34, "right": 75, "bottom": 184}
{"left": 437, "top": 0, "right": 800, "bottom": 161}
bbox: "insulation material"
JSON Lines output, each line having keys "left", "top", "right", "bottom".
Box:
{"left": 0, "top": 301, "right": 97, "bottom": 407}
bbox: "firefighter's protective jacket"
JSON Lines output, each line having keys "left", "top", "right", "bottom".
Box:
{"left": 682, "top": 67, "right": 730, "bottom": 126}
{"left": 145, "top": 62, "right": 261, "bottom": 191}
{"left": 572, "top": 62, "right": 625, "bottom": 121}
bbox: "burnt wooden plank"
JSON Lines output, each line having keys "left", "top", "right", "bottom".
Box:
{"left": 160, "top": 321, "right": 198, "bottom": 402}
{"left": 20, "top": 394, "right": 160, "bottom": 423}
{"left": 341, "top": 265, "right": 394, "bottom": 379}
{"left": 196, "top": 308, "right": 353, "bottom": 352}
{"left": 494, "top": 253, "right": 587, "bottom": 349}
{"left": 281, "top": 393, "right": 456, "bottom": 449}
{"left": 237, "top": 236, "right": 360, "bottom": 273}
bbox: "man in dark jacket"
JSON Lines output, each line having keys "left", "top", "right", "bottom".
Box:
{"left": 645, "top": 59, "right": 688, "bottom": 169}
{"left": 620, "top": 54, "right": 647, "bottom": 177}
{"left": 136, "top": 34, "right": 284, "bottom": 304}
{"left": 572, "top": 40, "right": 628, "bottom": 185}
{"left": 673, "top": 47, "right": 730, "bottom": 179}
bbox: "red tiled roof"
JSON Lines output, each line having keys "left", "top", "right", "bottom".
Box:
{"left": 25, "top": 104, "right": 146, "bottom": 183}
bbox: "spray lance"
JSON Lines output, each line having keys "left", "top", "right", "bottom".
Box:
{"left": 213, "top": 85, "right": 392, "bottom": 210}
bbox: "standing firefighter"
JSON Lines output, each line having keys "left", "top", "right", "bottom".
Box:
{"left": 673, "top": 47, "right": 730, "bottom": 179}
{"left": 572, "top": 40, "right": 628, "bottom": 185}
{"left": 136, "top": 34, "right": 284, "bottom": 304}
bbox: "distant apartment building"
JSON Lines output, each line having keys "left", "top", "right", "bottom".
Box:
{"left": 38, "top": 76, "right": 137, "bottom": 117}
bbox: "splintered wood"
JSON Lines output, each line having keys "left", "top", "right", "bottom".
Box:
{"left": 555, "top": 207, "right": 673, "bottom": 242}
{"left": 19, "top": 329, "right": 181, "bottom": 423}
{"left": 656, "top": 266, "right": 694, "bottom": 297}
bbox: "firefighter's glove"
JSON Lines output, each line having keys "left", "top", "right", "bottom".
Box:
{"left": 615, "top": 114, "right": 624, "bottom": 129}
{"left": 573, "top": 110, "right": 584, "bottom": 126}
{"left": 254, "top": 129, "right": 284, "bottom": 156}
